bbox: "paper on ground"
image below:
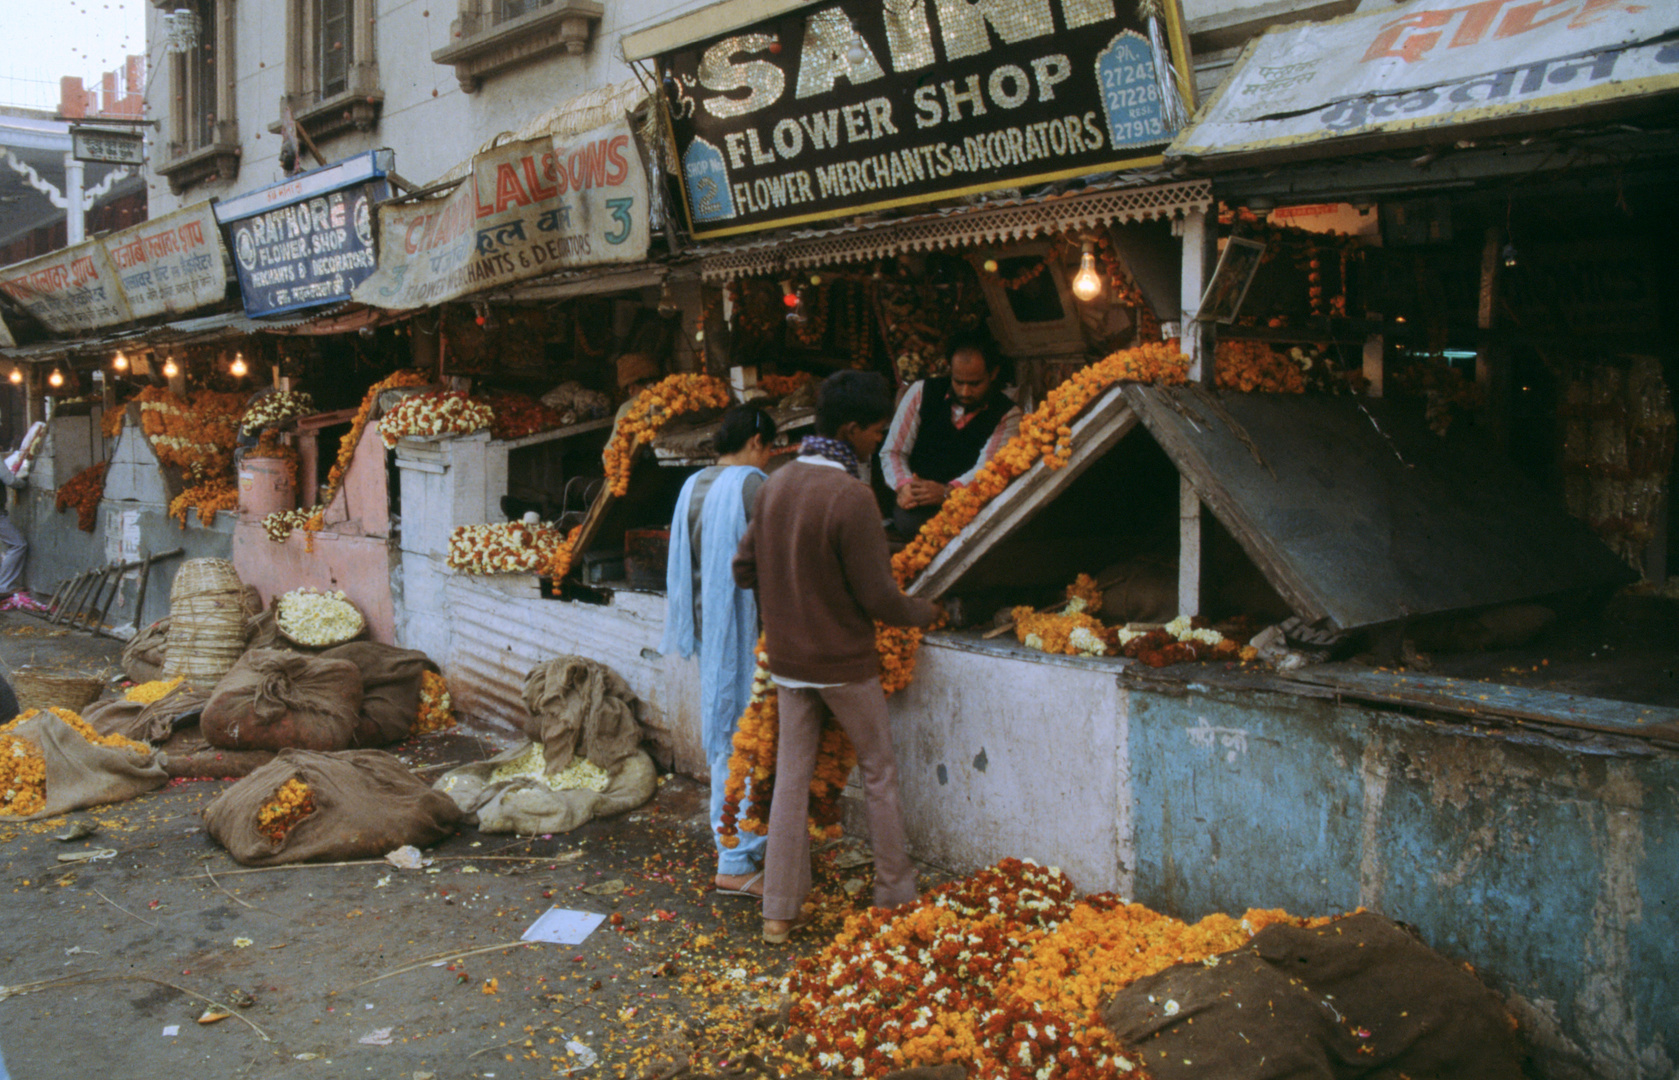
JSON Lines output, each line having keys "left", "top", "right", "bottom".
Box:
{"left": 520, "top": 908, "right": 606, "bottom": 944}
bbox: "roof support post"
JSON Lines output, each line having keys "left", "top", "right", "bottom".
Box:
{"left": 1178, "top": 474, "right": 1200, "bottom": 619}
{"left": 1178, "top": 207, "right": 1216, "bottom": 383}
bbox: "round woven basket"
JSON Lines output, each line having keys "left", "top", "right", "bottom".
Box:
{"left": 12, "top": 668, "right": 106, "bottom": 713}
{"left": 163, "top": 558, "right": 248, "bottom": 686}
{"left": 274, "top": 589, "right": 366, "bottom": 649}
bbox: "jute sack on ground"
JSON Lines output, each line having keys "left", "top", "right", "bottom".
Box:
{"left": 436, "top": 745, "right": 657, "bottom": 835}
{"left": 320, "top": 642, "right": 438, "bottom": 746}
{"left": 200, "top": 649, "right": 365, "bottom": 752}
{"left": 123, "top": 619, "right": 171, "bottom": 684}
{"left": 0, "top": 711, "right": 168, "bottom": 820}
{"left": 522, "top": 656, "right": 644, "bottom": 772}
{"left": 202, "top": 748, "right": 464, "bottom": 866}
{"left": 1101, "top": 911, "right": 1524, "bottom": 1080}
{"left": 83, "top": 683, "right": 212, "bottom": 745}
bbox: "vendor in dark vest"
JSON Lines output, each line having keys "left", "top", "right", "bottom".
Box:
{"left": 881, "top": 331, "right": 1022, "bottom": 537}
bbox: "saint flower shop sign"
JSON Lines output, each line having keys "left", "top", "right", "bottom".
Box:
{"left": 659, "top": 0, "right": 1193, "bottom": 238}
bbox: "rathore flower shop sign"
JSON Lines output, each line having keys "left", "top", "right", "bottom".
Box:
{"left": 658, "top": 0, "right": 1193, "bottom": 239}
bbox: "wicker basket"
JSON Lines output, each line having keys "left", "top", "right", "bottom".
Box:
{"left": 162, "top": 558, "right": 249, "bottom": 686}
{"left": 274, "top": 589, "right": 366, "bottom": 648}
{"left": 12, "top": 668, "right": 106, "bottom": 713}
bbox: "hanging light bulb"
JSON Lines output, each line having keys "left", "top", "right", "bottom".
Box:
{"left": 113, "top": 351, "right": 129, "bottom": 373}
{"left": 230, "top": 351, "right": 248, "bottom": 378}
{"left": 163, "top": 356, "right": 179, "bottom": 378}
{"left": 1071, "top": 241, "right": 1102, "bottom": 302}
{"left": 48, "top": 368, "right": 64, "bottom": 389}
{"left": 847, "top": 31, "right": 868, "bottom": 67}
{"left": 1501, "top": 242, "right": 1518, "bottom": 269}
{"left": 6, "top": 369, "right": 19, "bottom": 385}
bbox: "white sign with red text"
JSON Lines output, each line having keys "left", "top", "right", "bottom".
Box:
{"left": 103, "top": 201, "right": 229, "bottom": 320}
{"left": 0, "top": 240, "right": 133, "bottom": 333}
{"left": 354, "top": 119, "right": 649, "bottom": 310}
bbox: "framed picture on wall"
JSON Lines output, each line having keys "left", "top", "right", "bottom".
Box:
{"left": 1199, "top": 237, "right": 1267, "bottom": 325}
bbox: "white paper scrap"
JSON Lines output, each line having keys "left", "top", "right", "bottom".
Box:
{"left": 520, "top": 907, "right": 607, "bottom": 945}
{"left": 161, "top": 1025, "right": 180, "bottom": 1037}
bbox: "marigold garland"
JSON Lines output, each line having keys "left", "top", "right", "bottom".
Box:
{"left": 309, "top": 369, "right": 432, "bottom": 532}
{"left": 604, "top": 374, "right": 731, "bottom": 496}
{"left": 138, "top": 387, "right": 247, "bottom": 479}
{"left": 256, "top": 777, "right": 315, "bottom": 843}
{"left": 787, "top": 857, "right": 1334, "bottom": 1079}
{"left": 169, "top": 477, "right": 239, "bottom": 528}
{"left": 544, "top": 525, "right": 584, "bottom": 580}
{"left": 719, "top": 344, "right": 1190, "bottom": 847}
{"left": 446, "top": 522, "right": 563, "bottom": 575}
{"left": 415, "top": 671, "right": 457, "bottom": 734}
{"left": 55, "top": 461, "right": 108, "bottom": 532}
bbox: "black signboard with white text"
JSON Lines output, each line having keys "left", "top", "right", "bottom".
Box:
{"left": 215, "top": 150, "right": 392, "bottom": 317}
{"left": 659, "top": 0, "right": 1192, "bottom": 239}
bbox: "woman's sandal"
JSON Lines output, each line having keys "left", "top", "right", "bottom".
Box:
{"left": 713, "top": 870, "right": 765, "bottom": 898}
{"left": 762, "top": 915, "right": 814, "bottom": 944}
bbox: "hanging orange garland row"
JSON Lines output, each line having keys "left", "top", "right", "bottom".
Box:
{"left": 602, "top": 374, "right": 731, "bottom": 497}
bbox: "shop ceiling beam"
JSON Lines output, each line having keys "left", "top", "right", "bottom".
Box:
{"left": 906, "top": 389, "right": 1136, "bottom": 600}
{"left": 698, "top": 181, "right": 1213, "bottom": 283}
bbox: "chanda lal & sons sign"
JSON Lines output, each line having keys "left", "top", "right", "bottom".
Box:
{"left": 659, "top": 0, "right": 1193, "bottom": 238}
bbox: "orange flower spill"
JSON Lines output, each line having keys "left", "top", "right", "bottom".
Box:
{"left": 0, "top": 707, "right": 152, "bottom": 817}
{"left": 256, "top": 777, "right": 316, "bottom": 843}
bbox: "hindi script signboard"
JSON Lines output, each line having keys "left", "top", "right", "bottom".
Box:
{"left": 0, "top": 242, "right": 133, "bottom": 333}
{"left": 103, "top": 202, "right": 229, "bottom": 320}
{"left": 659, "top": 0, "right": 1192, "bottom": 239}
{"left": 354, "top": 118, "right": 651, "bottom": 310}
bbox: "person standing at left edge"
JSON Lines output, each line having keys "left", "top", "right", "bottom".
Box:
{"left": 661, "top": 404, "right": 780, "bottom": 899}
{"left": 0, "top": 452, "right": 28, "bottom": 601}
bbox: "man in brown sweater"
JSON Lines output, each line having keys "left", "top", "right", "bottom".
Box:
{"left": 733, "top": 371, "right": 942, "bottom": 942}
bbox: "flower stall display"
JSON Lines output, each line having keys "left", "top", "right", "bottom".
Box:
{"left": 1213, "top": 339, "right": 1308, "bottom": 394}
{"left": 139, "top": 387, "right": 247, "bottom": 479}
{"left": 446, "top": 522, "right": 564, "bottom": 575}
{"left": 240, "top": 390, "right": 316, "bottom": 436}
{"left": 0, "top": 707, "right": 152, "bottom": 818}
{"left": 275, "top": 588, "right": 364, "bottom": 646}
{"left": 486, "top": 391, "right": 567, "bottom": 442}
{"left": 260, "top": 506, "right": 320, "bottom": 543}
{"left": 787, "top": 857, "right": 1331, "bottom": 1078}
{"left": 257, "top": 777, "right": 315, "bottom": 843}
{"left": 303, "top": 369, "right": 432, "bottom": 540}
{"left": 604, "top": 374, "right": 731, "bottom": 496}
{"left": 720, "top": 344, "right": 1193, "bottom": 846}
{"left": 168, "top": 477, "right": 239, "bottom": 528}
{"left": 54, "top": 461, "right": 108, "bottom": 532}
{"left": 415, "top": 671, "right": 457, "bottom": 734}
{"left": 758, "top": 371, "right": 817, "bottom": 398}
{"left": 376, "top": 390, "right": 495, "bottom": 449}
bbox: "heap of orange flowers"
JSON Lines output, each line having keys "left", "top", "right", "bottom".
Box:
{"left": 486, "top": 391, "right": 566, "bottom": 441}
{"left": 55, "top": 461, "right": 108, "bottom": 532}
{"left": 759, "top": 371, "right": 817, "bottom": 398}
{"left": 101, "top": 404, "right": 125, "bottom": 439}
{"left": 788, "top": 857, "right": 1333, "bottom": 1078}
{"left": 415, "top": 671, "right": 457, "bottom": 734}
{"left": 169, "top": 477, "right": 239, "bottom": 528}
{"left": 721, "top": 344, "right": 1191, "bottom": 845}
{"left": 303, "top": 369, "right": 431, "bottom": 541}
{"left": 604, "top": 374, "right": 731, "bottom": 496}
{"left": 1213, "top": 339, "right": 1307, "bottom": 394}
{"left": 0, "top": 707, "right": 152, "bottom": 817}
{"left": 139, "top": 387, "right": 247, "bottom": 478}
{"left": 256, "top": 777, "right": 315, "bottom": 843}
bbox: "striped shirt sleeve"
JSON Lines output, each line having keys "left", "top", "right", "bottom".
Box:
{"left": 879, "top": 380, "right": 924, "bottom": 492}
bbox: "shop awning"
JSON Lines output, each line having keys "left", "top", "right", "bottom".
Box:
{"left": 1167, "top": 0, "right": 1679, "bottom": 171}
{"left": 0, "top": 303, "right": 364, "bottom": 363}
{"left": 697, "top": 178, "right": 1211, "bottom": 283}
{"left": 909, "top": 383, "right": 1632, "bottom": 631}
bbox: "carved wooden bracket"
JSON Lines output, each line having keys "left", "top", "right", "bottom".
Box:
{"left": 432, "top": 1, "right": 603, "bottom": 94}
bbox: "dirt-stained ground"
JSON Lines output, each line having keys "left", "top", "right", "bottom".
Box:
{"left": 0, "top": 612, "right": 907, "bottom": 1080}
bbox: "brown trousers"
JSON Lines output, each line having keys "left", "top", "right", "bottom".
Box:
{"left": 762, "top": 679, "right": 918, "bottom": 921}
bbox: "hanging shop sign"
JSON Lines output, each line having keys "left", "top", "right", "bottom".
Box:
{"left": 103, "top": 201, "right": 230, "bottom": 320}
{"left": 70, "top": 125, "right": 146, "bottom": 166}
{"left": 0, "top": 240, "right": 133, "bottom": 333}
{"left": 1169, "top": 0, "right": 1679, "bottom": 166}
{"left": 658, "top": 0, "right": 1193, "bottom": 239}
{"left": 215, "top": 149, "right": 392, "bottom": 317}
{"left": 354, "top": 118, "right": 650, "bottom": 310}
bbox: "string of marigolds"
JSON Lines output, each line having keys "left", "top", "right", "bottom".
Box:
{"left": 55, "top": 461, "right": 108, "bottom": 532}
{"left": 168, "top": 477, "right": 239, "bottom": 528}
{"left": 302, "top": 369, "right": 431, "bottom": 547}
{"left": 415, "top": 671, "right": 457, "bottom": 734}
{"left": 719, "top": 343, "right": 1191, "bottom": 846}
{"left": 604, "top": 374, "right": 732, "bottom": 496}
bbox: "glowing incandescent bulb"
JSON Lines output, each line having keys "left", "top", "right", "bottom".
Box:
{"left": 113, "top": 351, "right": 129, "bottom": 373}
{"left": 7, "top": 369, "right": 20, "bottom": 385}
{"left": 163, "top": 357, "right": 179, "bottom": 378}
{"left": 1071, "top": 242, "right": 1102, "bottom": 302}
{"left": 230, "top": 351, "right": 248, "bottom": 377}
{"left": 47, "top": 368, "right": 63, "bottom": 388}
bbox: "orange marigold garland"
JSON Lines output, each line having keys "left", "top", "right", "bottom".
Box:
{"left": 604, "top": 374, "right": 731, "bottom": 496}
{"left": 55, "top": 461, "right": 108, "bottom": 532}
{"left": 304, "top": 369, "right": 431, "bottom": 545}
{"left": 544, "top": 525, "right": 584, "bottom": 580}
{"left": 718, "top": 344, "right": 1190, "bottom": 848}
{"left": 169, "top": 477, "right": 239, "bottom": 528}
{"left": 788, "top": 857, "right": 1334, "bottom": 1078}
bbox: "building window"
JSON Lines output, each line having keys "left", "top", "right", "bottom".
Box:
{"left": 276, "top": 0, "right": 381, "bottom": 146}
{"left": 156, "top": 0, "right": 240, "bottom": 194}
{"left": 433, "top": 0, "right": 602, "bottom": 94}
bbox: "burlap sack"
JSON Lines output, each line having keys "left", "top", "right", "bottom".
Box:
{"left": 82, "top": 684, "right": 212, "bottom": 745}
{"left": 0, "top": 711, "right": 168, "bottom": 820}
{"left": 122, "top": 618, "right": 171, "bottom": 684}
{"left": 200, "top": 649, "right": 365, "bottom": 752}
{"left": 436, "top": 746, "right": 657, "bottom": 835}
{"left": 1101, "top": 912, "right": 1524, "bottom": 1080}
{"left": 158, "top": 724, "right": 274, "bottom": 779}
{"left": 522, "top": 656, "right": 644, "bottom": 772}
{"left": 320, "top": 642, "right": 437, "bottom": 746}
{"left": 202, "top": 748, "right": 464, "bottom": 866}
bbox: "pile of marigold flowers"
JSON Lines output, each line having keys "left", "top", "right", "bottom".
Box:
{"left": 1113, "top": 614, "right": 1255, "bottom": 668}
{"left": 485, "top": 392, "right": 566, "bottom": 441}
{"left": 55, "top": 461, "right": 108, "bottom": 532}
{"left": 446, "top": 522, "right": 564, "bottom": 575}
{"left": 169, "top": 477, "right": 239, "bottom": 528}
{"left": 140, "top": 387, "right": 246, "bottom": 477}
{"left": 415, "top": 671, "right": 457, "bottom": 734}
{"left": 244, "top": 432, "right": 300, "bottom": 493}
{"left": 124, "top": 677, "right": 184, "bottom": 704}
{"left": 787, "top": 857, "right": 1333, "bottom": 1078}
{"left": 0, "top": 707, "right": 152, "bottom": 817}
{"left": 604, "top": 374, "right": 731, "bottom": 496}
{"left": 759, "top": 371, "right": 817, "bottom": 397}
{"left": 377, "top": 390, "right": 495, "bottom": 449}
{"left": 257, "top": 777, "right": 315, "bottom": 843}
{"left": 101, "top": 404, "right": 125, "bottom": 439}
{"left": 1213, "top": 339, "right": 1307, "bottom": 394}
